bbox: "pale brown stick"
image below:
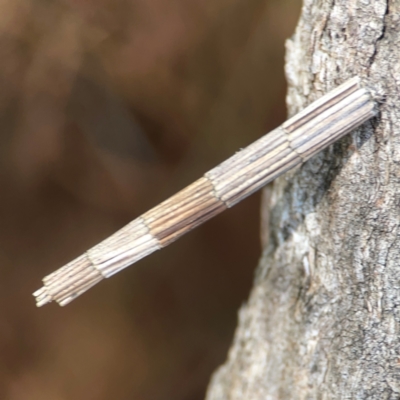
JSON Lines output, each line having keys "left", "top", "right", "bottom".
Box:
{"left": 34, "top": 77, "right": 377, "bottom": 307}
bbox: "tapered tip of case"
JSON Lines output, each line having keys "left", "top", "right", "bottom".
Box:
{"left": 33, "top": 254, "right": 104, "bottom": 307}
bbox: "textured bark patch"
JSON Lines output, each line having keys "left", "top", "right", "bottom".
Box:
{"left": 206, "top": 1, "right": 398, "bottom": 399}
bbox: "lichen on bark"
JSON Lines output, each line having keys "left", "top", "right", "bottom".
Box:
{"left": 206, "top": 1, "right": 400, "bottom": 398}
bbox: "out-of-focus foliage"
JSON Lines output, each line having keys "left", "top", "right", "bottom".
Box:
{"left": 0, "top": 0, "right": 300, "bottom": 398}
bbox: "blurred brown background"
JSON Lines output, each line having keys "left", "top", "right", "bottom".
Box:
{"left": 0, "top": 0, "right": 301, "bottom": 398}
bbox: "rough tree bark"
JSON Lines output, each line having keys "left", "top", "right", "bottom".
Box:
{"left": 206, "top": 1, "right": 400, "bottom": 399}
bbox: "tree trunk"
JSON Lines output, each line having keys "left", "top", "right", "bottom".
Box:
{"left": 206, "top": 1, "right": 400, "bottom": 399}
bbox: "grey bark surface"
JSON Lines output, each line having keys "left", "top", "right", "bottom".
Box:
{"left": 206, "top": 1, "right": 400, "bottom": 399}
